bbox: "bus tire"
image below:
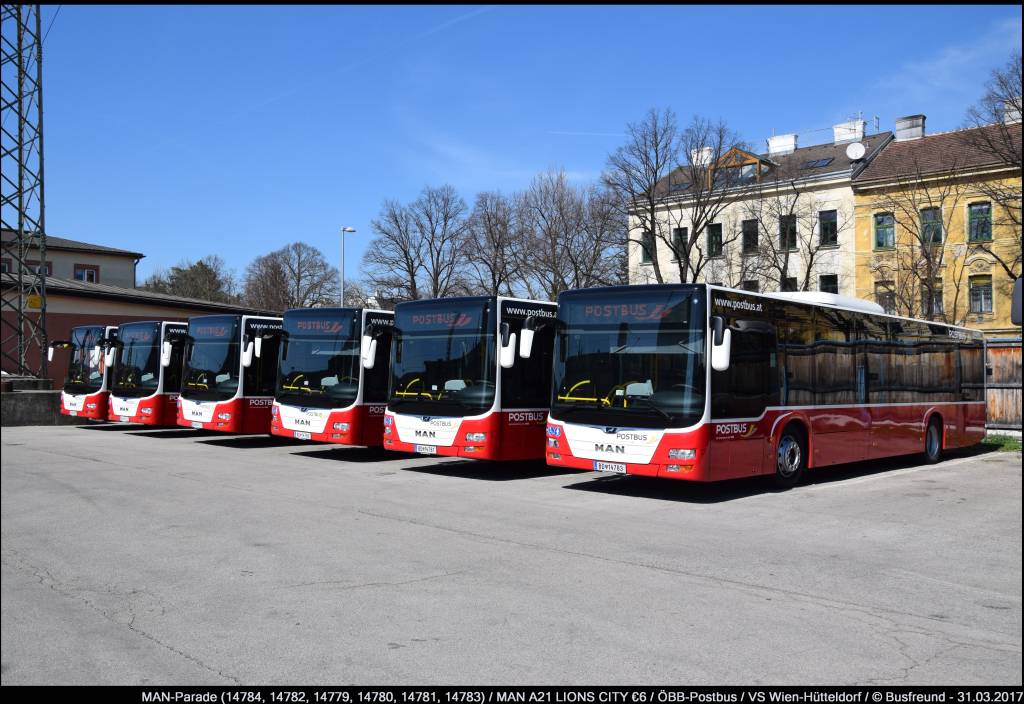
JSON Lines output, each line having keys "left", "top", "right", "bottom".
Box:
{"left": 924, "top": 417, "right": 943, "bottom": 464}
{"left": 773, "top": 427, "right": 806, "bottom": 489}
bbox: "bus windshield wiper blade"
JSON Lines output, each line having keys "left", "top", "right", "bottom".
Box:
{"left": 626, "top": 395, "right": 672, "bottom": 421}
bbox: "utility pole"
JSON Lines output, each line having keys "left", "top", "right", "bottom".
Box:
{"left": 1, "top": 4, "right": 48, "bottom": 378}
{"left": 339, "top": 226, "right": 355, "bottom": 306}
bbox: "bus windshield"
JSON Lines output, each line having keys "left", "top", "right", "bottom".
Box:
{"left": 276, "top": 309, "right": 361, "bottom": 409}
{"left": 181, "top": 316, "right": 241, "bottom": 402}
{"left": 64, "top": 325, "right": 108, "bottom": 394}
{"left": 111, "top": 322, "right": 161, "bottom": 398}
{"left": 550, "top": 287, "right": 707, "bottom": 429}
{"left": 389, "top": 298, "right": 495, "bottom": 416}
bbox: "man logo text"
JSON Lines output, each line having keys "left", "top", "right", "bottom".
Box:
{"left": 594, "top": 443, "right": 625, "bottom": 454}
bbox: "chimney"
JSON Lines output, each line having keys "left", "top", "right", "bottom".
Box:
{"left": 767, "top": 133, "right": 797, "bottom": 156}
{"left": 689, "top": 146, "right": 713, "bottom": 166}
{"left": 895, "top": 114, "right": 926, "bottom": 141}
{"left": 832, "top": 119, "right": 866, "bottom": 144}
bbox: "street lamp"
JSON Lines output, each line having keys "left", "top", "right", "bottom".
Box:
{"left": 339, "top": 226, "right": 356, "bottom": 306}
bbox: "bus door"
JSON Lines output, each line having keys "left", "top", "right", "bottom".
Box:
{"left": 709, "top": 299, "right": 779, "bottom": 480}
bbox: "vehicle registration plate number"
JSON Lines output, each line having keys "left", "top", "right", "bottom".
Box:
{"left": 68, "top": 410, "right": 77, "bottom": 416}
{"left": 593, "top": 461, "right": 627, "bottom": 474}
{"left": 190, "top": 421, "right": 204, "bottom": 429}
{"left": 415, "top": 444, "right": 438, "bottom": 455}
{"left": 119, "top": 416, "right": 130, "bottom": 422}
{"left": 293, "top": 431, "right": 311, "bottom": 440}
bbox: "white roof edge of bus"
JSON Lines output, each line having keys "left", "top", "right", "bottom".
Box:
{"left": 705, "top": 284, "right": 983, "bottom": 335}
{"left": 769, "top": 291, "right": 885, "bottom": 314}
{"left": 497, "top": 295, "right": 556, "bottom": 305}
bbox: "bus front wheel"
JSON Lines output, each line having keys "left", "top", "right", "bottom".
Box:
{"left": 924, "top": 418, "right": 943, "bottom": 464}
{"left": 774, "top": 428, "right": 806, "bottom": 489}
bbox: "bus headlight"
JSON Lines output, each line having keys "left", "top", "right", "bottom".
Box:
{"left": 465, "top": 432, "right": 486, "bottom": 442}
{"left": 86, "top": 403, "right": 97, "bottom": 410}
{"left": 384, "top": 426, "right": 392, "bottom": 434}
{"left": 333, "top": 422, "right": 350, "bottom": 431}
{"left": 140, "top": 408, "right": 153, "bottom": 415}
{"left": 668, "top": 448, "right": 696, "bottom": 460}
{"left": 547, "top": 438, "right": 559, "bottom": 448}
{"left": 217, "top": 412, "right": 232, "bottom": 420}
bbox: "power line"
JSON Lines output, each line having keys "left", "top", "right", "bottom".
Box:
{"left": 42, "top": 4, "right": 59, "bottom": 44}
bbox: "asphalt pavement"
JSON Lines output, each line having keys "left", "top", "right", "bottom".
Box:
{"left": 2, "top": 424, "right": 1020, "bottom": 685}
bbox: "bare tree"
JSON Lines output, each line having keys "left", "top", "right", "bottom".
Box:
{"left": 141, "top": 255, "right": 238, "bottom": 303}
{"left": 410, "top": 184, "right": 470, "bottom": 298}
{"left": 462, "top": 191, "right": 521, "bottom": 296}
{"left": 363, "top": 199, "right": 423, "bottom": 302}
{"left": 961, "top": 51, "right": 1022, "bottom": 281}
{"left": 603, "top": 108, "right": 680, "bottom": 284}
{"left": 242, "top": 242, "right": 339, "bottom": 313}
{"left": 866, "top": 159, "right": 970, "bottom": 323}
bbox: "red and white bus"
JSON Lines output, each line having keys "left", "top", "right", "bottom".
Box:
{"left": 176, "top": 314, "right": 283, "bottom": 433}
{"left": 268, "top": 307, "right": 394, "bottom": 446}
{"left": 105, "top": 320, "right": 188, "bottom": 425}
{"left": 49, "top": 324, "right": 119, "bottom": 420}
{"left": 383, "top": 296, "right": 556, "bottom": 461}
{"left": 537, "top": 284, "right": 986, "bottom": 487}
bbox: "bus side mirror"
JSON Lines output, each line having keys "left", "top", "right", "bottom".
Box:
{"left": 253, "top": 336, "right": 263, "bottom": 359}
{"left": 104, "top": 346, "right": 116, "bottom": 368}
{"left": 161, "top": 340, "right": 173, "bottom": 368}
{"left": 710, "top": 316, "right": 731, "bottom": 372}
{"left": 241, "top": 339, "right": 254, "bottom": 368}
{"left": 519, "top": 316, "right": 538, "bottom": 359}
{"left": 47, "top": 346, "right": 55, "bottom": 362}
{"left": 500, "top": 321, "right": 511, "bottom": 347}
{"left": 499, "top": 331, "right": 517, "bottom": 369}
{"left": 361, "top": 335, "right": 377, "bottom": 370}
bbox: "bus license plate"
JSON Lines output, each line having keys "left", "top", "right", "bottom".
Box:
{"left": 119, "top": 416, "right": 130, "bottom": 422}
{"left": 190, "top": 421, "right": 204, "bottom": 429}
{"left": 68, "top": 410, "right": 77, "bottom": 416}
{"left": 293, "top": 431, "right": 311, "bottom": 440}
{"left": 415, "top": 444, "right": 437, "bottom": 455}
{"left": 594, "top": 461, "right": 627, "bottom": 474}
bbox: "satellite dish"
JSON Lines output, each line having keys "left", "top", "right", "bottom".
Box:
{"left": 846, "top": 142, "right": 866, "bottom": 160}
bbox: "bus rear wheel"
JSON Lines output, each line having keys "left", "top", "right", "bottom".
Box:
{"left": 773, "top": 428, "right": 806, "bottom": 489}
{"left": 924, "top": 418, "right": 943, "bottom": 464}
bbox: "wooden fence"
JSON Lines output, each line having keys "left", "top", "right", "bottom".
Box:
{"left": 987, "top": 340, "right": 1022, "bottom": 430}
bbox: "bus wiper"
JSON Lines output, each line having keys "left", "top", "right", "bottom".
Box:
{"left": 626, "top": 395, "right": 672, "bottom": 421}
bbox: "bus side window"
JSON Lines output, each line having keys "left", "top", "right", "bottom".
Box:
{"left": 778, "top": 303, "right": 814, "bottom": 407}
{"left": 860, "top": 316, "right": 889, "bottom": 404}
{"left": 363, "top": 328, "right": 392, "bottom": 403}
{"left": 710, "top": 315, "right": 778, "bottom": 419}
{"left": 958, "top": 342, "right": 984, "bottom": 402}
{"left": 814, "top": 309, "right": 857, "bottom": 406}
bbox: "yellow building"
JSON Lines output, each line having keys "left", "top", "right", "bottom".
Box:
{"left": 852, "top": 116, "right": 1022, "bottom": 337}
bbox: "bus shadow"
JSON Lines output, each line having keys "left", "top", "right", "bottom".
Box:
{"left": 130, "top": 428, "right": 220, "bottom": 439}
{"left": 566, "top": 445, "right": 1002, "bottom": 504}
{"left": 76, "top": 423, "right": 138, "bottom": 431}
{"left": 291, "top": 446, "right": 402, "bottom": 463}
{"left": 198, "top": 435, "right": 306, "bottom": 449}
{"left": 400, "top": 459, "right": 582, "bottom": 481}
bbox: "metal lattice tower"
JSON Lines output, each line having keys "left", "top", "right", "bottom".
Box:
{"left": 1, "top": 4, "right": 47, "bottom": 377}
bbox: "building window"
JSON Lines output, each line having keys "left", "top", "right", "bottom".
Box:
{"left": 920, "top": 207, "right": 943, "bottom": 244}
{"left": 968, "top": 202, "right": 992, "bottom": 242}
{"left": 782, "top": 276, "right": 798, "bottom": 292}
{"left": 672, "top": 227, "right": 687, "bottom": 261}
{"left": 819, "top": 210, "right": 838, "bottom": 247}
{"left": 969, "top": 275, "right": 993, "bottom": 314}
{"left": 819, "top": 274, "right": 839, "bottom": 294}
{"left": 741, "top": 219, "right": 759, "bottom": 254}
{"left": 741, "top": 279, "right": 759, "bottom": 292}
{"left": 921, "top": 280, "right": 943, "bottom": 317}
{"left": 74, "top": 264, "right": 100, "bottom": 283}
{"left": 639, "top": 230, "right": 654, "bottom": 264}
{"left": 874, "top": 213, "right": 895, "bottom": 249}
{"left": 779, "top": 215, "right": 797, "bottom": 251}
{"left": 875, "top": 281, "right": 896, "bottom": 314}
{"left": 0, "top": 257, "right": 10, "bottom": 273}
{"left": 707, "top": 224, "right": 723, "bottom": 257}
{"left": 25, "top": 260, "right": 52, "bottom": 276}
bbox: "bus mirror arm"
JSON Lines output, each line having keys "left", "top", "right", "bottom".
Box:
{"left": 710, "top": 316, "right": 726, "bottom": 346}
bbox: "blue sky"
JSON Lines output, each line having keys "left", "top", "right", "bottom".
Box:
{"left": 39, "top": 4, "right": 1022, "bottom": 285}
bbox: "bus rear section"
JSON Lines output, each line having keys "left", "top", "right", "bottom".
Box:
{"left": 384, "top": 296, "right": 556, "bottom": 461}
{"left": 269, "top": 307, "right": 393, "bottom": 446}
{"left": 49, "top": 324, "right": 119, "bottom": 420}
{"left": 176, "top": 314, "right": 282, "bottom": 433}
{"left": 106, "top": 320, "right": 187, "bottom": 425}
{"left": 545, "top": 284, "right": 985, "bottom": 486}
